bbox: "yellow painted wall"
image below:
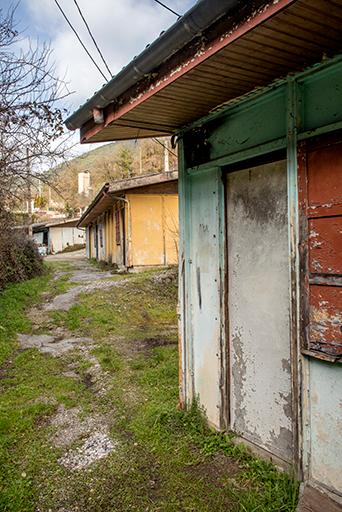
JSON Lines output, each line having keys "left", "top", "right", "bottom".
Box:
{"left": 88, "top": 194, "right": 178, "bottom": 267}
{"left": 111, "top": 203, "right": 125, "bottom": 266}
{"left": 163, "top": 195, "right": 179, "bottom": 265}
{"left": 128, "top": 193, "right": 178, "bottom": 267}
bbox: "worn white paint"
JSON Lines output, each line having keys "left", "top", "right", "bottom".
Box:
{"left": 227, "top": 160, "right": 293, "bottom": 462}
{"left": 189, "top": 169, "right": 223, "bottom": 428}
{"left": 309, "top": 359, "right": 342, "bottom": 494}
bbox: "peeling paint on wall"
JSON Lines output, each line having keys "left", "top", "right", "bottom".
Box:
{"left": 189, "top": 169, "right": 223, "bottom": 428}
{"left": 227, "top": 160, "right": 293, "bottom": 462}
{"left": 310, "top": 359, "right": 342, "bottom": 494}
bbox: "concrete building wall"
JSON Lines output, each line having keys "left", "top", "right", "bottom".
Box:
{"left": 83, "top": 192, "right": 178, "bottom": 267}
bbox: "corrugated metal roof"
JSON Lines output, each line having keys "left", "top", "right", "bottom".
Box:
{"left": 79, "top": 0, "right": 342, "bottom": 143}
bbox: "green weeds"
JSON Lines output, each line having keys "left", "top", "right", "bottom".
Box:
{"left": 0, "top": 264, "right": 298, "bottom": 511}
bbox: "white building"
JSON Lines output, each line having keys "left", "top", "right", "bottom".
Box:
{"left": 46, "top": 218, "right": 85, "bottom": 254}
{"left": 78, "top": 171, "right": 91, "bottom": 196}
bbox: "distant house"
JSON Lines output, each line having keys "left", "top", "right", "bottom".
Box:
{"left": 66, "top": 1, "right": 342, "bottom": 509}
{"left": 46, "top": 218, "right": 85, "bottom": 254}
{"left": 78, "top": 171, "right": 178, "bottom": 268}
{"left": 31, "top": 222, "right": 49, "bottom": 247}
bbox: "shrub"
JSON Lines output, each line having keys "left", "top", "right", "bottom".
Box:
{"left": 0, "top": 206, "right": 43, "bottom": 290}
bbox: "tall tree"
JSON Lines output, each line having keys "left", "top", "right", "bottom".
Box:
{"left": 0, "top": 6, "right": 70, "bottom": 205}
{"left": 115, "top": 147, "right": 134, "bottom": 178}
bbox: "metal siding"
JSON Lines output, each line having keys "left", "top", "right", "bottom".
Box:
{"left": 299, "top": 136, "right": 342, "bottom": 358}
{"left": 189, "top": 169, "right": 222, "bottom": 427}
{"left": 301, "top": 64, "right": 342, "bottom": 133}
{"left": 309, "top": 359, "right": 342, "bottom": 494}
{"left": 227, "top": 160, "right": 294, "bottom": 462}
{"left": 309, "top": 217, "right": 342, "bottom": 275}
{"left": 208, "top": 87, "right": 287, "bottom": 163}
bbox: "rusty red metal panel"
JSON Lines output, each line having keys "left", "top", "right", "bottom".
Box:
{"left": 308, "top": 285, "right": 342, "bottom": 356}
{"left": 307, "top": 142, "right": 342, "bottom": 218}
{"left": 298, "top": 132, "right": 342, "bottom": 361}
{"left": 309, "top": 217, "right": 342, "bottom": 275}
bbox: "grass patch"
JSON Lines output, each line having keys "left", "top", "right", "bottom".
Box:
{"left": 0, "top": 264, "right": 94, "bottom": 512}
{"left": 52, "top": 274, "right": 177, "bottom": 342}
{"left": 53, "top": 269, "right": 298, "bottom": 512}
{"left": 0, "top": 265, "right": 298, "bottom": 511}
{"left": 0, "top": 270, "right": 51, "bottom": 366}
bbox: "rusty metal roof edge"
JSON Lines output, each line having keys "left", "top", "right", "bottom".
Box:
{"left": 108, "top": 170, "right": 178, "bottom": 193}
{"left": 65, "top": 0, "right": 240, "bottom": 131}
{"left": 77, "top": 183, "right": 110, "bottom": 228}
{"left": 46, "top": 217, "right": 81, "bottom": 228}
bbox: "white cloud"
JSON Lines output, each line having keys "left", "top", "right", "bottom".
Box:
{"left": 23, "top": 0, "right": 196, "bottom": 111}
{"left": 9, "top": 0, "right": 194, "bottom": 157}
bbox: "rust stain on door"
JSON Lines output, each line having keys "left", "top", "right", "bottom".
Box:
{"left": 299, "top": 133, "right": 342, "bottom": 359}
{"left": 309, "top": 285, "right": 342, "bottom": 356}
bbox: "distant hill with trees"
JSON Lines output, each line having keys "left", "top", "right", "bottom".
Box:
{"left": 46, "top": 137, "right": 177, "bottom": 214}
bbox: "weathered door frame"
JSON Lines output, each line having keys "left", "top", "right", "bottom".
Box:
{"left": 95, "top": 223, "right": 99, "bottom": 260}
{"left": 221, "top": 151, "right": 299, "bottom": 469}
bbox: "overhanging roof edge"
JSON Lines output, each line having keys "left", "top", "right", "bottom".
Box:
{"left": 65, "top": 0, "right": 240, "bottom": 131}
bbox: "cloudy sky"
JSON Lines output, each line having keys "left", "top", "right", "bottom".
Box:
{"left": 8, "top": 0, "right": 196, "bottom": 153}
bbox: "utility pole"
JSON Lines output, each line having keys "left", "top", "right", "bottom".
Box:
{"left": 139, "top": 144, "right": 142, "bottom": 174}
{"left": 26, "top": 148, "right": 33, "bottom": 237}
{"left": 163, "top": 138, "right": 169, "bottom": 173}
{"left": 48, "top": 185, "right": 52, "bottom": 211}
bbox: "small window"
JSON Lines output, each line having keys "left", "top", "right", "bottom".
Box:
{"left": 115, "top": 209, "right": 121, "bottom": 245}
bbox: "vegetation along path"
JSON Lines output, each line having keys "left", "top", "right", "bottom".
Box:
{"left": 0, "top": 256, "right": 298, "bottom": 511}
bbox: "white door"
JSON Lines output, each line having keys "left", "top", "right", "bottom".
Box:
{"left": 226, "top": 160, "right": 293, "bottom": 462}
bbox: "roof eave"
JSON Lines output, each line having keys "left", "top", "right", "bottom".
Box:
{"left": 77, "top": 183, "right": 110, "bottom": 227}
{"left": 65, "top": 0, "right": 241, "bottom": 131}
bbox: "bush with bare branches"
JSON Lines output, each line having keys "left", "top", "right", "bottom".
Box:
{"left": 0, "top": 6, "right": 70, "bottom": 287}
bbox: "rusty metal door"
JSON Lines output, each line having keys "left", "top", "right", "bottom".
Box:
{"left": 226, "top": 160, "right": 293, "bottom": 463}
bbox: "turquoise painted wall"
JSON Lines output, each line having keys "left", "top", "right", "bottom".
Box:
{"left": 178, "top": 56, "right": 342, "bottom": 495}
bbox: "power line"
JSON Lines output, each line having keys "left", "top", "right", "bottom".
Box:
{"left": 72, "top": 0, "right": 112, "bottom": 78}
{"left": 53, "top": 0, "right": 109, "bottom": 82}
{"left": 152, "top": 137, "right": 177, "bottom": 157}
{"left": 152, "top": 0, "right": 181, "bottom": 18}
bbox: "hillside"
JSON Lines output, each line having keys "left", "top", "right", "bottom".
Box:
{"left": 46, "top": 138, "right": 177, "bottom": 213}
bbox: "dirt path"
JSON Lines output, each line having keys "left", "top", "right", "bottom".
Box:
{"left": 0, "top": 257, "right": 298, "bottom": 512}
{"left": 18, "top": 258, "right": 124, "bottom": 480}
